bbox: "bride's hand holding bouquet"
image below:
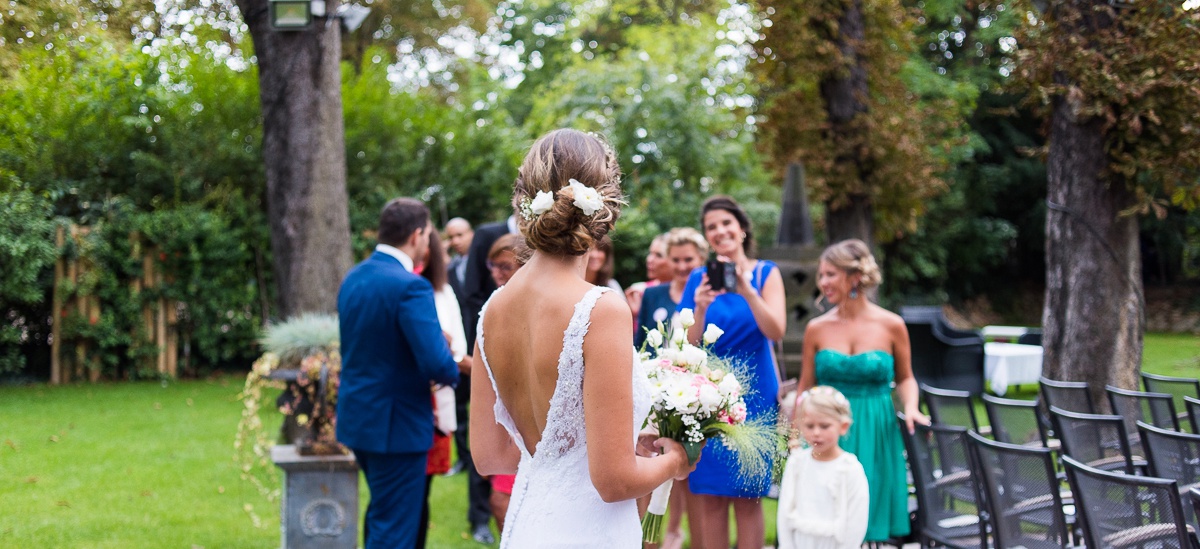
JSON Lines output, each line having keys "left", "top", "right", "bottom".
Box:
{"left": 638, "top": 309, "right": 778, "bottom": 543}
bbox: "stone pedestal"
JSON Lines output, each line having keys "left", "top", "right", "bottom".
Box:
{"left": 272, "top": 444, "right": 359, "bottom": 549}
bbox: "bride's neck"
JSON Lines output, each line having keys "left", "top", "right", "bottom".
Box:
{"left": 525, "top": 251, "right": 589, "bottom": 279}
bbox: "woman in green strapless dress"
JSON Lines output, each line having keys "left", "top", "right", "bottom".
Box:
{"left": 794, "top": 240, "right": 928, "bottom": 543}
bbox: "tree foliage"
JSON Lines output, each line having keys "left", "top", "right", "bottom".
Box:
{"left": 752, "top": 0, "right": 968, "bottom": 242}
{"left": 1013, "top": 0, "right": 1200, "bottom": 213}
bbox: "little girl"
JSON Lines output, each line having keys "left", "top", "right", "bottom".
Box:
{"left": 777, "top": 386, "right": 869, "bottom": 549}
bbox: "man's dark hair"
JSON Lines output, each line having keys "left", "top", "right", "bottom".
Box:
{"left": 378, "top": 198, "right": 430, "bottom": 247}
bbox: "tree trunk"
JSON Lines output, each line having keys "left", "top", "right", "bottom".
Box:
{"left": 825, "top": 194, "right": 874, "bottom": 246}
{"left": 236, "top": 0, "right": 354, "bottom": 318}
{"left": 819, "top": 0, "right": 874, "bottom": 247}
{"left": 1042, "top": 84, "right": 1143, "bottom": 411}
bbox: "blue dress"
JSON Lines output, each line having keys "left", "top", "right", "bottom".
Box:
{"left": 677, "top": 261, "right": 779, "bottom": 497}
{"left": 815, "top": 349, "right": 911, "bottom": 541}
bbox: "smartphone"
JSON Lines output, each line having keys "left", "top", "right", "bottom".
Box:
{"left": 705, "top": 259, "right": 739, "bottom": 292}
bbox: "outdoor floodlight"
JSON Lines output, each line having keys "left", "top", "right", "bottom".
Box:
{"left": 269, "top": 0, "right": 312, "bottom": 30}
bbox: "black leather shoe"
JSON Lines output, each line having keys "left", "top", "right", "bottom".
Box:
{"left": 471, "top": 523, "right": 495, "bottom": 544}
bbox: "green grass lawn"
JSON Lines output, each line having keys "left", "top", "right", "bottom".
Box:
{"left": 2, "top": 332, "right": 1193, "bottom": 548}
{"left": 0, "top": 376, "right": 775, "bottom": 548}
{"left": 0, "top": 377, "right": 502, "bottom": 548}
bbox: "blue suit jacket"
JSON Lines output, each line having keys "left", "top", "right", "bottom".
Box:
{"left": 336, "top": 251, "right": 460, "bottom": 454}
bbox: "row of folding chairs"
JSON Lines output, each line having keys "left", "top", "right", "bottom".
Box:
{"left": 922, "top": 375, "right": 1200, "bottom": 443}
{"left": 904, "top": 417, "right": 1200, "bottom": 548}
{"left": 909, "top": 374, "right": 1200, "bottom": 548}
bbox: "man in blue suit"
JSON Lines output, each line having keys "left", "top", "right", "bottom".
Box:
{"left": 337, "top": 197, "right": 460, "bottom": 549}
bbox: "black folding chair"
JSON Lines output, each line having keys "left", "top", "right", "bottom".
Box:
{"left": 1186, "top": 395, "right": 1200, "bottom": 434}
{"left": 1063, "top": 455, "right": 1199, "bottom": 549}
{"left": 1050, "top": 406, "right": 1143, "bottom": 475}
{"left": 967, "top": 430, "right": 1075, "bottom": 548}
{"left": 1138, "top": 421, "right": 1200, "bottom": 532}
{"left": 1144, "top": 372, "right": 1200, "bottom": 430}
{"left": 899, "top": 419, "right": 988, "bottom": 548}
{"left": 1040, "top": 377, "right": 1095, "bottom": 414}
{"left": 1191, "top": 486, "right": 1200, "bottom": 533}
{"left": 982, "top": 393, "right": 1051, "bottom": 448}
{"left": 922, "top": 383, "right": 981, "bottom": 430}
{"left": 1107, "top": 385, "right": 1181, "bottom": 431}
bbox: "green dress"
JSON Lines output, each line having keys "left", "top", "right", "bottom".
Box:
{"left": 815, "top": 349, "right": 910, "bottom": 541}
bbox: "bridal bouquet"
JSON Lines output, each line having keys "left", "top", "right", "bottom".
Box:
{"left": 639, "top": 309, "right": 777, "bottom": 544}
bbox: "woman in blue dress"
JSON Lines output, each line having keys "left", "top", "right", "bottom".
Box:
{"left": 796, "top": 239, "right": 928, "bottom": 543}
{"left": 678, "top": 196, "right": 786, "bottom": 549}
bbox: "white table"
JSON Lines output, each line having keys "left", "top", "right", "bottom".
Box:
{"left": 985, "top": 342, "right": 1043, "bottom": 396}
{"left": 981, "top": 325, "right": 1030, "bottom": 343}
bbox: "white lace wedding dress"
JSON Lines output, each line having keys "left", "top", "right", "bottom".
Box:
{"left": 478, "top": 286, "right": 652, "bottom": 548}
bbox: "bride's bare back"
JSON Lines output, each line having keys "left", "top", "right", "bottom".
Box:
{"left": 479, "top": 257, "right": 599, "bottom": 456}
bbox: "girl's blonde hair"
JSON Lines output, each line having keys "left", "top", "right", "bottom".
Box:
{"left": 798, "top": 385, "right": 853, "bottom": 425}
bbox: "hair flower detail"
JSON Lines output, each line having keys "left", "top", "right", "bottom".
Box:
{"left": 519, "top": 190, "right": 555, "bottom": 221}
{"left": 568, "top": 178, "right": 603, "bottom": 216}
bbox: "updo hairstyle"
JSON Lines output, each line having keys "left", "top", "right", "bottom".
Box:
{"left": 700, "top": 195, "right": 755, "bottom": 257}
{"left": 665, "top": 227, "right": 709, "bottom": 257}
{"left": 798, "top": 386, "right": 853, "bottom": 425}
{"left": 513, "top": 129, "right": 625, "bottom": 256}
{"left": 820, "top": 238, "right": 882, "bottom": 289}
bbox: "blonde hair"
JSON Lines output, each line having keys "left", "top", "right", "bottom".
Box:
{"left": 798, "top": 386, "right": 853, "bottom": 425}
{"left": 665, "top": 227, "right": 709, "bottom": 257}
{"left": 819, "top": 239, "right": 882, "bottom": 289}
{"left": 512, "top": 129, "right": 625, "bottom": 256}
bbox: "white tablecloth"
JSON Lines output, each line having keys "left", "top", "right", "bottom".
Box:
{"left": 985, "top": 342, "right": 1043, "bottom": 396}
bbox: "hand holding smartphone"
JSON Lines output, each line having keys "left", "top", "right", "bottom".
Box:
{"left": 705, "top": 259, "right": 739, "bottom": 292}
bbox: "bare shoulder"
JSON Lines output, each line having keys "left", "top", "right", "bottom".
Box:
{"left": 872, "top": 306, "right": 907, "bottom": 332}
{"left": 590, "top": 289, "right": 632, "bottom": 323}
{"left": 804, "top": 309, "right": 836, "bottom": 331}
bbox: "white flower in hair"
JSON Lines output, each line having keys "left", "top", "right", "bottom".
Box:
{"left": 529, "top": 190, "right": 555, "bottom": 216}
{"left": 568, "top": 178, "right": 603, "bottom": 216}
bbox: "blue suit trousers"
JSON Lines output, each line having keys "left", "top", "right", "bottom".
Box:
{"left": 355, "top": 449, "right": 428, "bottom": 549}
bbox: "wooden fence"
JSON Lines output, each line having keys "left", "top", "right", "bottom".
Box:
{"left": 50, "top": 225, "right": 179, "bottom": 384}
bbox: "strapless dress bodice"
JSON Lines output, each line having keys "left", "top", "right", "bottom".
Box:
{"left": 814, "top": 349, "right": 894, "bottom": 397}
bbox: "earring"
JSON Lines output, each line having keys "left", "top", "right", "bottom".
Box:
{"left": 849, "top": 286, "right": 859, "bottom": 299}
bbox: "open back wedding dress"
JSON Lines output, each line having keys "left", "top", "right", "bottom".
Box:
{"left": 478, "top": 286, "right": 652, "bottom": 548}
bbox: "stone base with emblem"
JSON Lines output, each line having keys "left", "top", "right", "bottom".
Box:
{"left": 272, "top": 444, "right": 359, "bottom": 549}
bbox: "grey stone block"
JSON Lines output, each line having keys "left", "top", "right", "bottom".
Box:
{"left": 272, "top": 444, "right": 359, "bottom": 549}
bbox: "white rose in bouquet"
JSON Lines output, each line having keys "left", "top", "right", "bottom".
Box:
{"left": 678, "top": 308, "right": 695, "bottom": 329}
{"left": 718, "top": 374, "right": 742, "bottom": 398}
{"left": 644, "top": 329, "right": 664, "bottom": 349}
{"left": 703, "top": 324, "right": 725, "bottom": 345}
{"left": 679, "top": 345, "right": 708, "bottom": 369}
{"left": 697, "top": 383, "right": 723, "bottom": 412}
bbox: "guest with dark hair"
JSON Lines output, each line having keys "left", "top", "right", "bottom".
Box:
{"left": 679, "top": 195, "right": 786, "bottom": 549}
{"left": 585, "top": 234, "right": 621, "bottom": 292}
{"left": 336, "top": 197, "right": 459, "bottom": 549}
{"left": 415, "top": 228, "right": 470, "bottom": 548}
{"left": 460, "top": 213, "right": 514, "bottom": 544}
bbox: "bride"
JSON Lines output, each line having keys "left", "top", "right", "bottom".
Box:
{"left": 470, "top": 129, "right": 696, "bottom": 547}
